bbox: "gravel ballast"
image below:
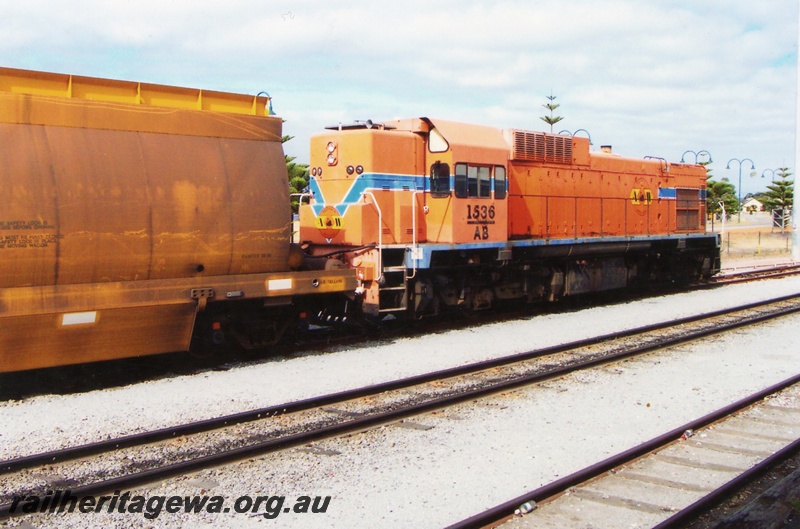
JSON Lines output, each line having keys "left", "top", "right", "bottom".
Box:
{"left": 2, "top": 276, "right": 800, "bottom": 528}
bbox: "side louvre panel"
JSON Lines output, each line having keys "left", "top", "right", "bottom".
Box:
{"left": 509, "top": 130, "right": 573, "bottom": 164}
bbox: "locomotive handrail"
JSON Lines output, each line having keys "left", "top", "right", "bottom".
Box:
{"left": 290, "top": 192, "right": 312, "bottom": 205}
{"left": 362, "top": 191, "right": 384, "bottom": 283}
{"left": 644, "top": 156, "right": 670, "bottom": 173}
{"left": 408, "top": 190, "right": 426, "bottom": 280}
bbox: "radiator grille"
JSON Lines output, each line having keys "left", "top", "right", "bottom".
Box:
{"left": 511, "top": 130, "right": 573, "bottom": 164}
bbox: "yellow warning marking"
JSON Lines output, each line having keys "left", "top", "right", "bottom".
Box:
{"left": 630, "top": 188, "right": 653, "bottom": 205}
{"left": 316, "top": 206, "right": 343, "bottom": 239}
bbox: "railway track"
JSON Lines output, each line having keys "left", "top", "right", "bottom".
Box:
{"left": 446, "top": 376, "right": 800, "bottom": 529}
{"left": 2, "top": 293, "right": 799, "bottom": 522}
{"left": 709, "top": 262, "right": 800, "bottom": 285}
{"left": 1, "top": 263, "right": 793, "bottom": 402}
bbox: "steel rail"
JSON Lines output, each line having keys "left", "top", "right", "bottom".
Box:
{"left": 652, "top": 437, "right": 800, "bottom": 528}
{"left": 2, "top": 294, "right": 799, "bottom": 479}
{"left": 1, "top": 300, "right": 799, "bottom": 520}
{"left": 444, "top": 373, "right": 800, "bottom": 529}
{"left": 710, "top": 263, "right": 800, "bottom": 285}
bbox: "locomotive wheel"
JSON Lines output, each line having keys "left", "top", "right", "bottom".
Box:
{"left": 459, "top": 286, "right": 495, "bottom": 314}
{"left": 413, "top": 277, "right": 436, "bottom": 319}
{"left": 470, "top": 287, "right": 494, "bottom": 311}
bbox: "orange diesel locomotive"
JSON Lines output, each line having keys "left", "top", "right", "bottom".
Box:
{"left": 298, "top": 118, "right": 720, "bottom": 319}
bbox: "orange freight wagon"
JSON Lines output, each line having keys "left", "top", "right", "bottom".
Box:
{"left": 0, "top": 66, "right": 356, "bottom": 372}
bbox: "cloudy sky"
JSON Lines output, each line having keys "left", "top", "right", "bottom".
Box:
{"left": 2, "top": 1, "right": 797, "bottom": 197}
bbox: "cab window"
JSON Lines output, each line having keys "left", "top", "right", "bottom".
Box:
{"left": 494, "top": 166, "right": 507, "bottom": 199}
{"left": 429, "top": 127, "right": 449, "bottom": 153}
{"left": 456, "top": 163, "right": 494, "bottom": 198}
{"left": 468, "top": 166, "right": 491, "bottom": 197}
{"left": 429, "top": 161, "right": 450, "bottom": 197}
{"left": 454, "top": 163, "right": 468, "bottom": 198}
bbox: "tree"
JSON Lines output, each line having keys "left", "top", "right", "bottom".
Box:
{"left": 760, "top": 167, "right": 794, "bottom": 233}
{"left": 700, "top": 159, "right": 713, "bottom": 180}
{"left": 706, "top": 177, "right": 738, "bottom": 223}
{"left": 282, "top": 132, "right": 310, "bottom": 214}
{"left": 540, "top": 93, "right": 563, "bottom": 133}
{"left": 286, "top": 155, "right": 310, "bottom": 213}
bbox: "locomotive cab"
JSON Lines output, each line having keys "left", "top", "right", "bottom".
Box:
{"left": 298, "top": 118, "right": 515, "bottom": 317}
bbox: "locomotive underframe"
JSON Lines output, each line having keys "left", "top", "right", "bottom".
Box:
{"left": 366, "top": 233, "right": 720, "bottom": 319}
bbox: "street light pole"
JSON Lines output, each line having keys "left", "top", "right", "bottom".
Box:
{"left": 726, "top": 157, "right": 755, "bottom": 222}
{"left": 680, "top": 150, "right": 713, "bottom": 164}
{"left": 557, "top": 128, "right": 593, "bottom": 145}
{"left": 761, "top": 168, "right": 778, "bottom": 182}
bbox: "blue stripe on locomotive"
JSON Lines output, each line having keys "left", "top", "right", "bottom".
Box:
{"left": 658, "top": 188, "right": 707, "bottom": 200}
{"left": 309, "top": 173, "right": 425, "bottom": 217}
{"left": 403, "top": 233, "right": 718, "bottom": 269}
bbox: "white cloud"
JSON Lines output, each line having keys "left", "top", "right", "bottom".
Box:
{"left": 0, "top": 0, "right": 795, "bottom": 197}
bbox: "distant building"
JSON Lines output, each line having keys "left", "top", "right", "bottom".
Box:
{"left": 742, "top": 197, "right": 764, "bottom": 214}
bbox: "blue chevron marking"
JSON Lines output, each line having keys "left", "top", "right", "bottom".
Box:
{"left": 309, "top": 173, "right": 425, "bottom": 217}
